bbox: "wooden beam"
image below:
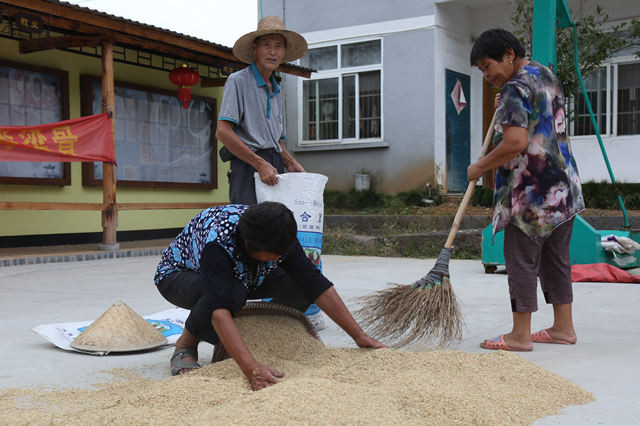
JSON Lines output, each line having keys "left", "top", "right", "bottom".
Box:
{"left": 277, "top": 65, "right": 311, "bottom": 79}
{"left": 19, "top": 35, "right": 105, "bottom": 53}
{"left": 117, "top": 202, "right": 227, "bottom": 210}
{"left": 5, "top": 1, "right": 311, "bottom": 77}
{"left": 0, "top": 202, "right": 105, "bottom": 210}
{"left": 0, "top": 201, "right": 228, "bottom": 211}
{"left": 200, "top": 77, "right": 227, "bottom": 88}
{"left": 481, "top": 79, "right": 499, "bottom": 189}
{"left": 7, "top": 0, "right": 239, "bottom": 61}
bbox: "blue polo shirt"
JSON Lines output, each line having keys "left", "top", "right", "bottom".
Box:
{"left": 218, "top": 62, "right": 286, "bottom": 152}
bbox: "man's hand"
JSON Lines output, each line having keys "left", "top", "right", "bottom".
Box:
{"left": 256, "top": 161, "right": 279, "bottom": 185}
{"left": 355, "top": 332, "right": 388, "bottom": 349}
{"left": 286, "top": 160, "right": 306, "bottom": 173}
{"left": 245, "top": 363, "right": 284, "bottom": 391}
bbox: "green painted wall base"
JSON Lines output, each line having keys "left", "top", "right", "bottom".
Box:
{"left": 481, "top": 215, "right": 640, "bottom": 272}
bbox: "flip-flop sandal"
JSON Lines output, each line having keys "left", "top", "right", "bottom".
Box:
{"left": 480, "top": 335, "right": 532, "bottom": 352}
{"left": 171, "top": 348, "right": 201, "bottom": 376}
{"left": 531, "top": 329, "right": 575, "bottom": 345}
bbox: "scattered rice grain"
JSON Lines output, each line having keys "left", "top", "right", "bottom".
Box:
{"left": 0, "top": 315, "right": 593, "bottom": 425}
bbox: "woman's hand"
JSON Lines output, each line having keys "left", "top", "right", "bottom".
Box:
{"left": 467, "top": 162, "right": 484, "bottom": 181}
{"left": 355, "top": 332, "right": 388, "bottom": 349}
{"left": 245, "top": 363, "right": 284, "bottom": 391}
{"left": 494, "top": 93, "right": 501, "bottom": 109}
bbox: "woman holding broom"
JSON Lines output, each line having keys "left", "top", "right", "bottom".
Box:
{"left": 468, "top": 28, "right": 584, "bottom": 351}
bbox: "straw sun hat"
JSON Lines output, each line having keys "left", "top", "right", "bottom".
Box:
{"left": 70, "top": 300, "right": 167, "bottom": 353}
{"left": 233, "top": 16, "right": 308, "bottom": 64}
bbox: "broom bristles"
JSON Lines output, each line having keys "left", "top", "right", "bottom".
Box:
{"left": 354, "top": 260, "right": 463, "bottom": 348}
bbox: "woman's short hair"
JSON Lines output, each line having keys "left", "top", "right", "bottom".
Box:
{"left": 238, "top": 201, "right": 297, "bottom": 256}
{"left": 470, "top": 28, "right": 526, "bottom": 66}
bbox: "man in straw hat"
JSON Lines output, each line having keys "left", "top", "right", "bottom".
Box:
{"left": 216, "top": 17, "right": 329, "bottom": 332}
{"left": 154, "top": 202, "right": 385, "bottom": 390}
{"left": 215, "top": 16, "right": 308, "bottom": 205}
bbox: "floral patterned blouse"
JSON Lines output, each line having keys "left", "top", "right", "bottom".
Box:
{"left": 492, "top": 61, "right": 584, "bottom": 243}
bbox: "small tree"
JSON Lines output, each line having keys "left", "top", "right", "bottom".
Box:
{"left": 510, "top": 0, "right": 640, "bottom": 98}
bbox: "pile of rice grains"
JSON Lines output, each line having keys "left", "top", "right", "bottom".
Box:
{"left": 1, "top": 316, "right": 593, "bottom": 425}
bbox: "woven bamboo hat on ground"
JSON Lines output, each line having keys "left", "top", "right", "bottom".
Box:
{"left": 232, "top": 16, "right": 308, "bottom": 64}
{"left": 70, "top": 300, "right": 167, "bottom": 353}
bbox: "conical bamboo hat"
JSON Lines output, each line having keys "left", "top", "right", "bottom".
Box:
{"left": 70, "top": 300, "right": 167, "bottom": 352}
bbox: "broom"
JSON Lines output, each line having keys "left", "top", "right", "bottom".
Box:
{"left": 355, "top": 112, "right": 497, "bottom": 348}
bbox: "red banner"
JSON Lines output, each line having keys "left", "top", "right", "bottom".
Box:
{"left": 0, "top": 113, "right": 115, "bottom": 162}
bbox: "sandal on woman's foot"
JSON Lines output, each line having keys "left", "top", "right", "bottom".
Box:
{"left": 480, "top": 335, "right": 533, "bottom": 352}
{"left": 170, "top": 348, "right": 201, "bottom": 376}
{"left": 531, "top": 329, "right": 576, "bottom": 345}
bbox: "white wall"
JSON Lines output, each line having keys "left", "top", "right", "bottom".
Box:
{"left": 434, "top": 2, "right": 475, "bottom": 188}
{"left": 571, "top": 136, "right": 639, "bottom": 183}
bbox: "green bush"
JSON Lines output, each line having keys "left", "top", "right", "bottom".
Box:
{"left": 324, "top": 190, "right": 349, "bottom": 209}
{"left": 397, "top": 189, "right": 427, "bottom": 206}
{"left": 581, "top": 181, "right": 640, "bottom": 210}
{"left": 471, "top": 185, "right": 494, "bottom": 207}
{"left": 622, "top": 192, "right": 640, "bottom": 210}
{"left": 353, "top": 189, "right": 385, "bottom": 208}
{"left": 324, "top": 189, "right": 385, "bottom": 210}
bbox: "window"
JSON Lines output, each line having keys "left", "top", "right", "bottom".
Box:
{"left": 0, "top": 59, "right": 70, "bottom": 185}
{"left": 299, "top": 39, "right": 382, "bottom": 144}
{"left": 570, "top": 59, "right": 640, "bottom": 137}
{"left": 617, "top": 62, "right": 640, "bottom": 135}
{"left": 81, "top": 76, "right": 217, "bottom": 189}
{"left": 572, "top": 68, "right": 609, "bottom": 136}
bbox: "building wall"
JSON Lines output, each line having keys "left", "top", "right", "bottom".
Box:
{"left": 0, "top": 37, "right": 228, "bottom": 238}
{"left": 263, "top": 0, "right": 640, "bottom": 192}
{"left": 265, "top": 0, "right": 439, "bottom": 193}
{"left": 270, "top": 0, "right": 435, "bottom": 33}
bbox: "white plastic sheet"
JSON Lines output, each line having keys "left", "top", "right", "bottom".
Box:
{"left": 32, "top": 307, "right": 189, "bottom": 355}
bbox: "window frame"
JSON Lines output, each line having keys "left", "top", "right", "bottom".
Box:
{"left": 0, "top": 58, "right": 71, "bottom": 186}
{"left": 80, "top": 75, "right": 218, "bottom": 189}
{"left": 570, "top": 55, "right": 640, "bottom": 140}
{"left": 297, "top": 37, "right": 384, "bottom": 146}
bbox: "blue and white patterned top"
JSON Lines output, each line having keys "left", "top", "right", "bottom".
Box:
{"left": 154, "top": 204, "right": 282, "bottom": 289}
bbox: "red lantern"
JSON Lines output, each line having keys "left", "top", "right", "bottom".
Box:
{"left": 169, "top": 64, "right": 200, "bottom": 109}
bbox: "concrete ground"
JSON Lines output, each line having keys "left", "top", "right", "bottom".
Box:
{"left": 1, "top": 253, "right": 639, "bottom": 425}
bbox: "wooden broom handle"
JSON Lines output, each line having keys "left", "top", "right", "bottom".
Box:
{"left": 444, "top": 112, "right": 497, "bottom": 248}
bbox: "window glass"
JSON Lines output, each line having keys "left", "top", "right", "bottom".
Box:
{"left": 342, "top": 75, "right": 356, "bottom": 138}
{"left": 303, "top": 78, "right": 339, "bottom": 140}
{"left": 359, "top": 71, "right": 381, "bottom": 138}
{"left": 573, "top": 68, "right": 608, "bottom": 136}
{"left": 85, "top": 79, "right": 215, "bottom": 187}
{"left": 318, "top": 79, "right": 339, "bottom": 139}
{"left": 299, "top": 46, "right": 337, "bottom": 71}
{"left": 617, "top": 63, "right": 640, "bottom": 135}
{"left": 341, "top": 40, "right": 381, "bottom": 68}
{"left": 302, "top": 80, "right": 316, "bottom": 140}
{"left": 0, "top": 64, "right": 66, "bottom": 180}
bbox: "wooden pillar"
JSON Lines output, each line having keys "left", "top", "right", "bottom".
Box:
{"left": 481, "top": 79, "right": 499, "bottom": 189}
{"left": 100, "top": 40, "right": 119, "bottom": 250}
